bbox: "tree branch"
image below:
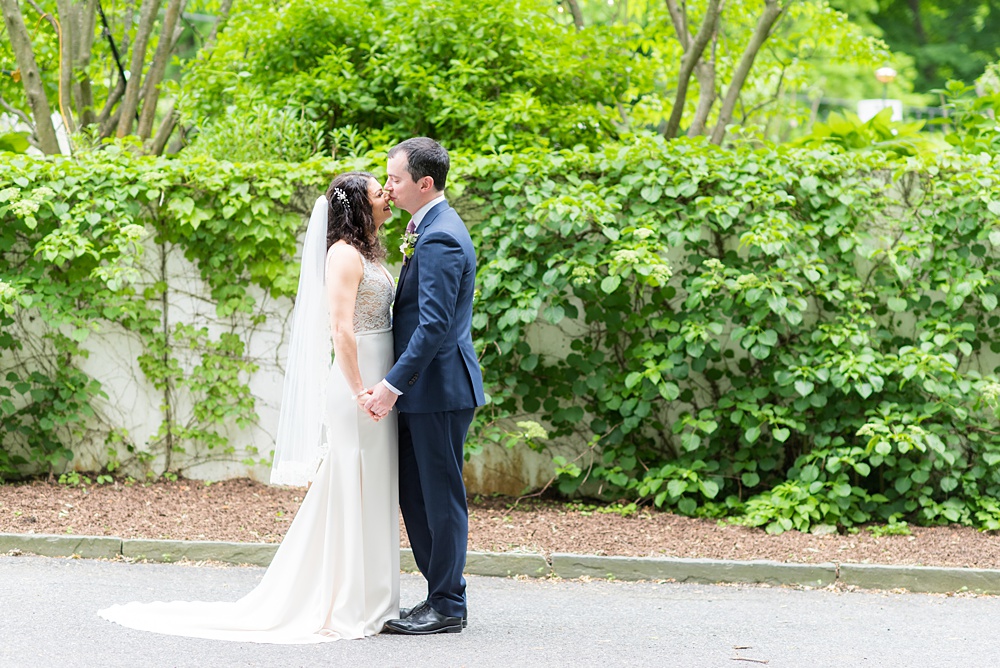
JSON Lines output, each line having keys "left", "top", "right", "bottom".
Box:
{"left": 0, "top": 93, "right": 35, "bottom": 128}
{"left": 1, "top": 0, "right": 61, "bottom": 153}
{"left": 664, "top": 0, "right": 689, "bottom": 49}
{"left": 53, "top": 0, "right": 78, "bottom": 134}
{"left": 73, "top": 0, "right": 99, "bottom": 127}
{"left": 563, "top": 0, "right": 584, "bottom": 29}
{"left": 687, "top": 50, "right": 718, "bottom": 136}
{"left": 137, "top": 0, "right": 185, "bottom": 139}
{"left": 663, "top": 0, "right": 723, "bottom": 139}
{"left": 205, "top": 0, "right": 234, "bottom": 47}
{"left": 709, "top": 0, "right": 789, "bottom": 145}
{"left": 149, "top": 101, "right": 177, "bottom": 155}
{"left": 116, "top": 0, "right": 162, "bottom": 137}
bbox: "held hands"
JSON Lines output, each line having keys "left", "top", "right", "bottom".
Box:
{"left": 353, "top": 388, "right": 373, "bottom": 411}
{"left": 364, "top": 383, "right": 398, "bottom": 422}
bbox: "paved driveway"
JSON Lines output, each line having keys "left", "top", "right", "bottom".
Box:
{"left": 1, "top": 555, "right": 995, "bottom": 667}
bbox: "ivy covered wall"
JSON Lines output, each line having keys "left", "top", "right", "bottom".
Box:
{"left": 3, "top": 138, "right": 1000, "bottom": 531}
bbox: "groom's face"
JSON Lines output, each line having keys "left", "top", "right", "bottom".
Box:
{"left": 385, "top": 153, "right": 425, "bottom": 215}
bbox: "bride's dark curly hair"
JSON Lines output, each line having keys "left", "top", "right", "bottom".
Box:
{"left": 325, "top": 171, "right": 386, "bottom": 262}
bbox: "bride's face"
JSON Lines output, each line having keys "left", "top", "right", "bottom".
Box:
{"left": 368, "top": 178, "right": 393, "bottom": 230}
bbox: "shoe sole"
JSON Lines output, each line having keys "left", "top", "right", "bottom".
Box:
{"left": 386, "top": 623, "right": 463, "bottom": 635}
{"left": 401, "top": 607, "right": 468, "bottom": 629}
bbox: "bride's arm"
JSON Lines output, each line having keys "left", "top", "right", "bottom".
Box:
{"left": 326, "top": 243, "right": 367, "bottom": 407}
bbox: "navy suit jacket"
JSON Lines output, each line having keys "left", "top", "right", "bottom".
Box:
{"left": 387, "top": 201, "right": 486, "bottom": 414}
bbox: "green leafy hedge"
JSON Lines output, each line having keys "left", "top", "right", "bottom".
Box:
{"left": 3, "top": 138, "right": 1000, "bottom": 534}
{"left": 461, "top": 136, "right": 1000, "bottom": 533}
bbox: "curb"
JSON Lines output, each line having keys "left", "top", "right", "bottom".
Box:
{"left": 2, "top": 532, "right": 998, "bottom": 595}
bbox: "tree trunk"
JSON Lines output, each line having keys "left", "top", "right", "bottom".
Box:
{"left": 1, "top": 0, "right": 61, "bottom": 153}
{"left": 687, "top": 57, "right": 717, "bottom": 137}
{"left": 116, "top": 0, "right": 162, "bottom": 137}
{"left": 73, "top": 0, "right": 98, "bottom": 127}
{"left": 205, "top": 0, "right": 235, "bottom": 47}
{"left": 663, "top": 0, "right": 723, "bottom": 139}
{"left": 563, "top": 0, "right": 584, "bottom": 29}
{"left": 53, "top": 0, "right": 78, "bottom": 134}
{"left": 150, "top": 101, "right": 178, "bottom": 155}
{"left": 137, "top": 0, "right": 185, "bottom": 139}
{"left": 709, "top": 0, "right": 788, "bottom": 145}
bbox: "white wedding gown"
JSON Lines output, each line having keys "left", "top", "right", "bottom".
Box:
{"left": 99, "top": 254, "right": 399, "bottom": 644}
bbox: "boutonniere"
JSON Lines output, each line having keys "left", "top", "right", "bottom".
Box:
{"left": 399, "top": 230, "right": 419, "bottom": 262}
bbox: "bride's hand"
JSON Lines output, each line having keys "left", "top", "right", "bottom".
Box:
{"left": 364, "top": 384, "right": 398, "bottom": 422}
{"left": 354, "top": 388, "right": 373, "bottom": 412}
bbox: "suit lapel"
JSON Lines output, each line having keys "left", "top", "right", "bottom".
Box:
{"left": 393, "top": 201, "right": 450, "bottom": 303}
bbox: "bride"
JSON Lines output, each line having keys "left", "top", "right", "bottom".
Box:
{"left": 99, "top": 172, "right": 399, "bottom": 643}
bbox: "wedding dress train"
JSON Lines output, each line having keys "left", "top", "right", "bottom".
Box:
{"left": 98, "top": 328, "right": 399, "bottom": 644}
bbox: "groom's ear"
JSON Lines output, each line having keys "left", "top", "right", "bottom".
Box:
{"left": 418, "top": 175, "right": 435, "bottom": 192}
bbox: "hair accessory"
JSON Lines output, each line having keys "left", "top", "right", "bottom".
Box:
{"left": 332, "top": 187, "right": 350, "bottom": 209}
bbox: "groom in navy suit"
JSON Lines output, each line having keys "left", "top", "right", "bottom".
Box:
{"left": 365, "top": 137, "right": 486, "bottom": 635}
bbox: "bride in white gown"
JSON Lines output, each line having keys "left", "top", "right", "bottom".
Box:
{"left": 99, "top": 172, "right": 400, "bottom": 643}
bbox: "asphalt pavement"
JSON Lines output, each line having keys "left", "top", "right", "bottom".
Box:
{"left": 2, "top": 554, "right": 998, "bottom": 668}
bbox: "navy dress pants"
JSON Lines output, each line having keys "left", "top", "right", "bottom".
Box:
{"left": 397, "top": 408, "right": 475, "bottom": 619}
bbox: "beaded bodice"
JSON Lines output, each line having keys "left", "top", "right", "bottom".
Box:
{"left": 353, "top": 254, "right": 394, "bottom": 332}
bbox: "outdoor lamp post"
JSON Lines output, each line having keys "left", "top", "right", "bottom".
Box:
{"left": 875, "top": 66, "right": 897, "bottom": 104}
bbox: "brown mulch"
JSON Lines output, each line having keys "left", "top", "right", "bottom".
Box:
{"left": 3, "top": 477, "right": 1000, "bottom": 569}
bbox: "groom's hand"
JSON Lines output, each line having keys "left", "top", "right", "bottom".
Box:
{"left": 365, "top": 383, "right": 398, "bottom": 421}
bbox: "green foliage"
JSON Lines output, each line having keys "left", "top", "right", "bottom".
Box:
{"left": 866, "top": 519, "right": 911, "bottom": 537}
{"left": 185, "top": 101, "right": 328, "bottom": 163}
{"left": 843, "top": 0, "right": 1000, "bottom": 91}
{"left": 461, "top": 134, "right": 1000, "bottom": 533}
{"left": 933, "top": 77, "right": 1000, "bottom": 155}
{"left": 0, "top": 146, "right": 337, "bottom": 480}
{"left": 0, "top": 133, "right": 31, "bottom": 154}
{"left": 4, "top": 135, "right": 1000, "bottom": 536}
{"left": 182, "top": 0, "right": 636, "bottom": 154}
{"left": 792, "top": 108, "right": 939, "bottom": 156}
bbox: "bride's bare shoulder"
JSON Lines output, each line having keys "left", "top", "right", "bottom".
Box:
{"left": 325, "top": 241, "right": 365, "bottom": 279}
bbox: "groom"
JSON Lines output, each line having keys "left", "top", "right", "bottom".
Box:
{"left": 365, "top": 137, "right": 486, "bottom": 635}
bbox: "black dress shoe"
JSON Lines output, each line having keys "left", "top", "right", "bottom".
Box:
{"left": 399, "top": 601, "right": 426, "bottom": 618}
{"left": 384, "top": 604, "right": 462, "bottom": 635}
{"left": 401, "top": 601, "right": 467, "bottom": 628}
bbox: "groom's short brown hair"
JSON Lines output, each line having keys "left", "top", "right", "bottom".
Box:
{"left": 388, "top": 137, "right": 449, "bottom": 192}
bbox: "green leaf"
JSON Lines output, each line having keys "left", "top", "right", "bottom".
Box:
{"left": 832, "top": 482, "right": 852, "bottom": 497}
{"left": 699, "top": 479, "right": 719, "bottom": 499}
{"left": 624, "top": 371, "right": 643, "bottom": 389}
{"left": 600, "top": 276, "right": 621, "bottom": 293}
{"left": 887, "top": 297, "right": 907, "bottom": 312}
{"left": 894, "top": 477, "right": 912, "bottom": 494}
{"left": 667, "top": 479, "right": 688, "bottom": 497}
{"left": 800, "top": 464, "right": 820, "bottom": 483}
{"left": 640, "top": 185, "right": 662, "bottom": 203}
{"left": 658, "top": 382, "right": 680, "bottom": 401}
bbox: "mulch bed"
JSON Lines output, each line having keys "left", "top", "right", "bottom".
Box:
{"left": 3, "top": 477, "right": 1000, "bottom": 569}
